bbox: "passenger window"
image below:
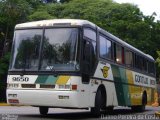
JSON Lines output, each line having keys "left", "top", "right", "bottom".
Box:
{"left": 99, "top": 35, "right": 112, "bottom": 59}
{"left": 143, "top": 59, "right": 148, "bottom": 72}
{"left": 125, "top": 49, "right": 133, "bottom": 67}
{"left": 114, "top": 44, "right": 123, "bottom": 64}
{"left": 148, "top": 61, "right": 155, "bottom": 75}
{"left": 135, "top": 55, "right": 143, "bottom": 70}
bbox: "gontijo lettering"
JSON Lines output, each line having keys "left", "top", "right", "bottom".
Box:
{"left": 135, "top": 74, "right": 148, "bottom": 85}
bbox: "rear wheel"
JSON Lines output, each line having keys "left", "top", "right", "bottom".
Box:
{"left": 131, "top": 105, "right": 145, "bottom": 112}
{"left": 39, "top": 107, "right": 49, "bottom": 115}
{"left": 131, "top": 92, "right": 147, "bottom": 112}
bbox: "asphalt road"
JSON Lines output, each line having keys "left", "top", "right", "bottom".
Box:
{"left": 0, "top": 106, "right": 159, "bottom": 120}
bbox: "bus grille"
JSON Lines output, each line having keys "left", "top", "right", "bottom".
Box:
{"left": 21, "top": 84, "right": 36, "bottom": 88}
{"left": 40, "top": 85, "right": 55, "bottom": 89}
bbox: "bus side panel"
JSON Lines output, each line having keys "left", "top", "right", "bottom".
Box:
{"left": 70, "top": 76, "right": 92, "bottom": 107}
{"left": 111, "top": 65, "right": 156, "bottom": 106}
{"left": 104, "top": 81, "right": 119, "bottom": 106}
{"left": 93, "top": 62, "right": 118, "bottom": 107}
{"left": 111, "top": 65, "right": 131, "bottom": 106}
{"left": 88, "top": 79, "right": 118, "bottom": 107}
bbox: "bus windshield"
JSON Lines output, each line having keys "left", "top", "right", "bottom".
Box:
{"left": 10, "top": 28, "right": 79, "bottom": 71}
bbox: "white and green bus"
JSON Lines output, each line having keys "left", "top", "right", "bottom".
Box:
{"left": 7, "top": 19, "right": 156, "bottom": 116}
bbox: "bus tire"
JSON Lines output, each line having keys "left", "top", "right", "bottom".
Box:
{"left": 39, "top": 106, "right": 49, "bottom": 115}
{"left": 131, "top": 105, "right": 145, "bottom": 112}
{"left": 91, "top": 89, "right": 103, "bottom": 117}
{"left": 140, "top": 92, "right": 147, "bottom": 111}
{"left": 131, "top": 92, "right": 147, "bottom": 112}
{"left": 106, "top": 106, "right": 114, "bottom": 112}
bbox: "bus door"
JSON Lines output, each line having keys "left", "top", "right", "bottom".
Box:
{"left": 81, "top": 40, "right": 93, "bottom": 83}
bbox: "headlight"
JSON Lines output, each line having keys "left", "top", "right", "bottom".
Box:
{"left": 7, "top": 83, "right": 19, "bottom": 88}
{"left": 58, "top": 85, "right": 71, "bottom": 90}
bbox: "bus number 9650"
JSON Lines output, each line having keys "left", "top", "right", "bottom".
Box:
{"left": 12, "top": 77, "right": 29, "bottom": 82}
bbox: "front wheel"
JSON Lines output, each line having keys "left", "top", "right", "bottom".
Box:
{"left": 91, "top": 90, "right": 104, "bottom": 117}
{"left": 39, "top": 107, "right": 49, "bottom": 115}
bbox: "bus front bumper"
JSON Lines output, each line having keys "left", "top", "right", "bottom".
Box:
{"left": 7, "top": 89, "right": 88, "bottom": 108}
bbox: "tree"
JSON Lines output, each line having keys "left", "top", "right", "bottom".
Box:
{"left": 26, "top": 0, "right": 44, "bottom": 9}
{"left": 1, "top": 0, "right": 160, "bottom": 101}
{"left": 29, "top": 0, "right": 160, "bottom": 78}
{"left": 45, "top": 0, "right": 154, "bottom": 55}
{"left": 156, "top": 51, "right": 160, "bottom": 81}
{"left": 29, "top": 0, "right": 158, "bottom": 58}
{"left": 0, "top": 0, "right": 42, "bottom": 102}
{"left": 0, "top": 52, "right": 10, "bottom": 102}
{"left": 29, "top": 11, "right": 54, "bottom": 21}
{"left": 0, "top": 0, "right": 31, "bottom": 56}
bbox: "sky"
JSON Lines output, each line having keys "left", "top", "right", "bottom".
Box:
{"left": 114, "top": 0, "right": 160, "bottom": 20}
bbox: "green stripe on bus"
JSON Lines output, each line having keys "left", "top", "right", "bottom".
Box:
{"left": 35, "top": 75, "right": 58, "bottom": 84}
{"left": 119, "top": 68, "right": 131, "bottom": 106}
{"left": 111, "top": 65, "right": 131, "bottom": 106}
{"left": 45, "top": 76, "right": 58, "bottom": 84}
{"left": 35, "top": 75, "right": 48, "bottom": 84}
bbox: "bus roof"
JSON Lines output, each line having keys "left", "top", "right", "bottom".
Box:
{"left": 15, "top": 19, "right": 96, "bottom": 28}
{"left": 15, "top": 19, "right": 154, "bottom": 61}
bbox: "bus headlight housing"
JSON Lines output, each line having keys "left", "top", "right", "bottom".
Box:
{"left": 58, "top": 84, "right": 77, "bottom": 91}
{"left": 7, "top": 83, "right": 19, "bottom": 89}
{"left": 58, "top": 85, "right": 71, "bottom": 90}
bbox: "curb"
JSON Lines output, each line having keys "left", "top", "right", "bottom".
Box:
{"left": 0, "top": 103, "right": 27, "bottom": 107}
{"left": 0, "top": 103, "right": 10, "bottom": 106}
{"left": 155, "top": 111, "right": 160, "bottom": 117}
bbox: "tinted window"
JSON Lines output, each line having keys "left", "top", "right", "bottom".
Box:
{"left": 143, "top": 59, "right": 148, "bottom": 72}
{"left": 99, "top": 35, "right": 112, "bottom": 59}
{"left": 148, "top": 61, "right": 155, "bottom": 75}
{"left": 135, "top": 55, "right": 143, "bottom": 70}
{"left": 11, "top": 29, "right": 42, "bottom": 70}
{"left": 40, "top": 28, "right": 79, "bottom": 71}
{"left": 115, "top": 44, "right": 123, "bottom": 64}
{"left": 84, "top": 28, "right": 96, "bottom": 41}
{"left": 125, "top": 49, "right": 133, "bottom": 67}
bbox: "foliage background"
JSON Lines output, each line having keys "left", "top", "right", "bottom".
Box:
{"left": 0, "top": 0, "right": 160, "bottom": 101}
